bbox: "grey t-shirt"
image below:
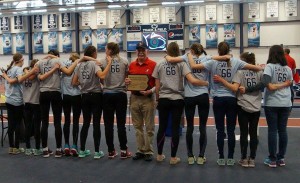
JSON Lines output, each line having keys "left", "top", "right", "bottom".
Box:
{"left": 233, "top": 70, "right": 263, "bottom": 113}
{"left": 37, "top": 58, "right": 62, "bottom": 92}
{"left": 203, "top": 57, "right": 247, "bottom": 98}
{"left": 263, "top": 63, "right": 292, "bottom": 107}
{"left": 100, "top": 57, "right": 128, "bottom": 93}
{"left": 5, "top": 66, "right": 23, "bottom": 106}
{"left": 61, "top": 60, "right": 81, "bottom": 96}
{"left": 181, "top": 53, "right": 210, "bottom": 97}
{"left": 23, "top": 74, "right": 40, "bottom": 104}
{"left": 76, "top": 61, "right": 102, "bottom": 93}
{"left": 152, "top": 60, "right": 191, "bottom": 100}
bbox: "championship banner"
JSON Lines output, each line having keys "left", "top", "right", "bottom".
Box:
{"left": 82, "top": 29, "right": 92, "bottom": 50}
{"left": 248, "top": 22, "right": 260, "bottom": 47}
{"left": 206, "top": 24, "right": 218, "bottom": 48}
{"left": 48, "top": 32, "right": 58, "bottom": 51}
{"left": 0, "top": 17, "right": 10, "bottom": 31}
{"left": 2, "top": 33, "right": 12, "bottom": 55}
{"left": 189, "top": 25, "right": 200, "bottom": 45}
{"left": 108, "top": 29, "right": 123, "bottom": 50}
{"left": 34, "top": 32, "right": 44, "bottom": 53}
{"left": 14, "top": 16, "right": 23, "bottom": 30}
{"left": 96, "top": 29, "right": 108, "bottom": 51}
{"left": 33, "top": 15, "right": 43, "bottom": 30}
{"left": 16, "top": 33, "right": 25, "bottom": 54}
{"left": 48, "top": 14, "right": 57, "bottom": 29}
{"left": 224, "top": 24, "right": 235, "bottom": 47}
{"left": 61, "top": 13, "right": 71, "bottom": 28}
{"left": 62, "top": 31, "right": 72, "bottom": 53}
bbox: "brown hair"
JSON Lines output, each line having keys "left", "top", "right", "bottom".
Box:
{"left": 84, "top": 45, "right": 96, "bottom": 57}
{"left": 218, "top": 41, "right": 230, "bottom": 56}
{"left": 6, "top": 53, "right": 23, "bottom": 72}
{"left": 240, "top": 52, "right": 256, "bottom": 65}
{"left": 284, "top": 48, "right": 290, "bottom": 54}
{"left": 30, "top": 59, "right": 39, "bottom": 68}
{"left": 69, "top": 52, "right": 80, "bottom": 62}
{"left": 48, "top": 50, "right": 60, "bottom": 57}
{"left": 167, "top": 42, "right": 180, "bottom": 57}
{"left": 190, "top": 43, "right": 207, "bottom": 56}
{"left": 106, "top": 42, "right": 120, "bottom": 56}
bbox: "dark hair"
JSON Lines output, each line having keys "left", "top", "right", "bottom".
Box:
{"left": 48, "top": 50, "right": 60, "bottom": 57}
{"left": 23, "top": 59, "right": 39, "bottom": 72}
{"left": 106, "top": 42, "right": 120, "bottom": 56}
{"left": 167, "top": 42, "right": 180, "bottom": 57}
{"left": 284, "top": 48, "right": 290, "bottom": 54}
{"left": 30, "top": 59, "right": 39, "bottom": 68}
{"left": 84, "top": 45, "right": 96, "bottom": 57}
{"left": 267, "top": 45, "right": 287, "bottom": 66}
{"left": 240, "top": 52, "right": 256, "bottom": 65}
{"left": 69, "top": 52, "right": 80, "bottom": 62}
{"left": 190, "top": 43, "right": 207, "bottom": 56}
{"left": 6, "top": 52, "right": 23, "bottom": 72}
{"left": 218, "top": 41, "right": 230, "bottom": 56}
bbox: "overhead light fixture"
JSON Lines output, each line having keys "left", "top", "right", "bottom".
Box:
{"left": 77, "top": 6, "right": 95, "bottom": 10}
{"left": 184, "top": 0, "right": 204, "bottom": 3}
{"left": 129, "top": 3, "right": 147, "bottom": 7}
{"left": 31, "top": 9, "right": 47, "bottom": 13}
{"left": 162, "top": 2, "right": 180, "bottom": 5}
{"left": 59, "top": 8, "right": 67, "bottom": 11}
{"left": 108, "top": 5, "right": 122, "bottom": 8}
{"left": 219, "top": 0, "right": 239, "bottom": 2}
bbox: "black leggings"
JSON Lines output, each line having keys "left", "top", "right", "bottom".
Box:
{"left": 185, "top": 94, "right": 209, "bottom": 157}
{"left": 63, "top": 94, "right": 81, "bottom": 146}
{"left": 40, "top": 91, "right": 62, "bottom": 149}
{"left": 157, "top": 98, "right": 184, "bottom": 157}
{"left": 24, "top": 103, "right": 41, "bottom": 149}
{"left": 103, "top": 92, "right": 128, "bottom": 152}
{"left": 237, "top": 106, "right": 260, "bottom": 159}
{"left": 80, "top": 93, "right": 102, "bottom": 152}
{"left": 6, "top": 103, "right": 24, "bottom": 148}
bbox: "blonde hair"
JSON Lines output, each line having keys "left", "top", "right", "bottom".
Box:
{"left": 69, "top": 52, "right": 80, "bottom": 62}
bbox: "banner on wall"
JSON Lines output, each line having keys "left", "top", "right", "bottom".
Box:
{"left": 189, "top": 25, "right": 200, "bottom": 45}
{"left": 248, "top": 3, "right": 260, "bottom": 18}
{"left": 82, "top": 29, "right": 92, "bottom": 50}
{"left": 62, "top": 31, "right": 72, "bottom": 53}
{"left": 61, "top": 13, "right": 71, "bottom": 27}
{"left": 82, "top": 12, "right": 92, "bottom": 26}
{"left": 48, "top": 32, "right": 58, "bottom": 51}
{"left": 2, "top": 33, "right": 12, "bottom": 55}
{"left": 108, "top": 29, "right": 123, "bottom": 50}
{"left": 189, "top": 6, "right": 200, "bottom": 21}
{"left": 285, "top": 0, "right": 298, "bottom": 17}
{"left": 110, "top": 10, "right": 121, "bottom": 25}
{"left": 267, "top": 1, "right": 279, "bottom": 18}
{"left": 33, "top": 15, "right": 43, "bottom": 29}
{"left": 14, "top": 16, "right": 23, "bottom": 30}
{"left": 34, "top": 32, "right": 44, "bottom": 54}
{"left": 165, "top": 7, "right": 176, "bottom": 22}
{"left": 248, "top": 22, "right": 260, "bottom": 47}
{"left": 126, "top": 25, "right": 142, "bottom": 51}
{"left": 222, "top": 4, "right": 234, "bottom": 20}
{"left": 97, "top": 10, "right": 107, "bottom": 25}
{"left": 206, "top": 24, "right": 218, "bottom": 48}
{"left": 206, "top": 5, "right": 217, "bottom": 21}
{"left": 96, "top": 29, "right": 108, "bottom": 51}
{"left": 149, "top": 8, "right": 160, "bottom": 23}
{"left": 0, "top": 17, "right": 10, "bottom": 31}
{"left": 16, "top": 33, "right": 25, "bottom": 54}
{"left": 48, "top": 14, "right": 57, "bottom": 29}
{"left": 133, "top": 9, "right": 144, "bottom": 24}
{"left": 224, "top": 24, "right": 235, "bottom": 47}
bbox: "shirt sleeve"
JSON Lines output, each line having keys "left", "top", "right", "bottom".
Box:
{"left": 182, "top": 62, "right": 192, "bottom": 76}
{"left": 95, "top": 63, "right": 101, "bottom": 74}
{"left": 16, "top": 67, "right": 23, "bottom": 77}
{"left": 232, "top": 71, "right": 242, "bottom": 84}
{"left": 202, "top": 59, "right": 214, "bottom": 71}
{"left": 237, "top": 59, "right": 247, "bottom": 69}
{"left": 152, "top": 64, "right": 159, "bottom": 79}
{"left": 263, "top": 64, "right": 272, "bottom": 77}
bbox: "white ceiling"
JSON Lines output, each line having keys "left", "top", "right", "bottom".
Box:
{"left": 0, "top": 0, "right": 284, "bottom": 16}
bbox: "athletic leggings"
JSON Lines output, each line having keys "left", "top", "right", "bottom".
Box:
{"left": 6, "top": 103, "right": 24, "bottom": 148}
{"left": 62, "top": 94, "right": 81, "bottom": 146}
{"left": 24, "top": 103, "right": 41, "bottom": 149}
{"left": 157, "top": 98, "right": 184, "bottom": 157}
{"left": 80, "top": 92, "right": 102, "bottom": 152}
{"left": 40, "top": 91, "right": 62, "bottom": 149}
{"left": 185, "top": 93, "right": 209, "bottom": 157}
{"left": 213, "top": 96, "right": 237, "bottom": 159}
{"left": 237, "top": 106, "right": 260, "bottom": 159}
{"left": 103, "top": 92, "right": 128, "bottom": 152}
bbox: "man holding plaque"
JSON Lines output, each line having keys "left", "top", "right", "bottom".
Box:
{"left": 125, "top": 42, "right": 156, "bottom": 161}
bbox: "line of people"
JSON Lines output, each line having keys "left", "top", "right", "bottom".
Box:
{"left": 1, "top": 41, "right": 293, "bottom": 168}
